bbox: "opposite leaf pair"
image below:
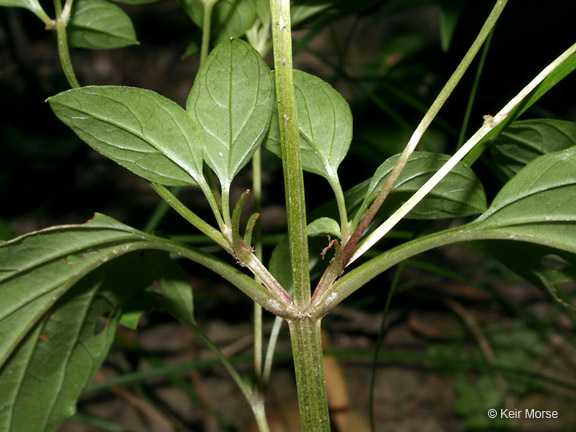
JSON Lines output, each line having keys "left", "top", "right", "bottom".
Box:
{"left": 49, "top": 38, "right": 358, "bottom": 242}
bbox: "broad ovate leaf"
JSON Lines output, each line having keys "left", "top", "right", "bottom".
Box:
{"left": 0, "top": 214, "right": 172, "bottom": 431}
{"left": 0, "top": 214, "right": 154, "bottom": 365}
{"left": 359, "top": 152, "right": 487, "bottom": 220}
{"left": 48, "top": 86, "right": 205, "bottom": 187}
{"left": 177, "top": 0, "right": 257, "bottom": 44}
{"left": 469, "top": 146, "right": 576, "bottom": 253}
{"left": 187, "top": 38, "right": 274, "bottom": 190}
{"left": 265, "top": 70, "right": 352, "bottom": 184}
{"left": 490, "top": 119, "right": 576, "bottom": 178}
{"left": 68, "top": 0, "right": 138, "bottom": 50}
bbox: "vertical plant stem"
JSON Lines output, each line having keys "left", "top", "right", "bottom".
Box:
{"left": 270, "top": 0, "right": 310, "bottom": 307}
{"left": 270, "top": 0, "right": 330, "bottom": 428}
{"left": 252, "top": 149, "right": 264, "bottom": 380}
{"left": 288, "top": 318, "right": 330, "bottom": 431}
{"left": 200, "top": 0, "right": 218, "bottom": 64}
{"left": 54, "top": 0, "right": 80, "bottom": 88}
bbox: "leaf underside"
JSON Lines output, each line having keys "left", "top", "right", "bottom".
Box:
{"left": 490, "top": 119, "right": 576, "bottom": 178}
{"left": 265, "top": 69, "right": 353, "bottom": 184}
{"left": 0, "top": 214, "right": 172, "bottom": 431}
{"left": 361, "top": 151, "right": 488, "bottom": 220}
{"left": 187, "top": 38, "right": 274, "bottom": 190}
{"left": 68, "top": 0, "right": 138, "bottom": 50}
{"left": 48, "top": 86, "right": 205, "bottom": 187}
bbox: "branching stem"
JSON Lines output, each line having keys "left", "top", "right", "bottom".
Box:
{"left": 342, "top": 0, "right": 508, "bottom": 264}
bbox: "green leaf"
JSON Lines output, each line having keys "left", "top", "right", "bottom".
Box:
{"left": 359, "top": 152, "right": 487, "bottom": 220}
{"left": 473, "top": 241, "right": 576, "bottom": 311}
{"left": 112, "top": 0, "right": 159, "bottom": 4}
{"left": 0, "top": 243, "right": 169, "bottom": 431}
{"left": 0, "top": 214, "right": 154, "bottom": 367}
{"left": 490, "top": 119, "right": 576, "bottom": 178}
{"left": 0, "top": 0, "right": 37, "bottom": 7}
{"left": 269, "top": 238, "right": 293, "bottom": 293}
{"left": 470, "top": 146, "right": 576, "bottom": 253}
{"left": 265, "top": 70, "right": 352, "bottom": 184}
{"left": 68, "top": 0, "right": 138, "bottom": 50}
{"left": 155, "top": 260, "right": 196, "bottom": 327}
{"left": 291, "top": 0, "right": 380, "bottom": 29}
{"left": 0, "top": 0, "right": 44, "bottom": 16}
{"left": 177, "top": 0, "right": 257, "bottom": 44}
{"left": 186, "top": 38, "right": 274, "bottom": 190}
{"left": 307, "top": 217, "right": 341, "bottom": 238}
{"left": 439, "top": 0, "right": 464, "bottom": 52}
{"left": 48, "top": 86, "right": 205, "bottom": 187}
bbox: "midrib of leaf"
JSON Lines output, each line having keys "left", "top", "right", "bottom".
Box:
{"left": 298, "top": 85, "right": 338, "bottom": 181}
{"left": 0, "top": 261, "right": 138, "bottom": 369}
{"left": 0, "top": 238, "right": 153, "bottom": 366}
{"left": 0, "top": 237, "right": 140, "bottom": 283}
{"left": 71, "top": 23, "right": 133, "bottom": 42}
{"left": 71, "top": 3, "right": 134, "bottom": 40}
{"left": 59, "top": 96, "right": 203, "bottom": 182}
{"left": 227, "top": 48, "right": 234, "bottom": 182}
{"left": 228, "top": 50, "right": 263, "bottom": 182}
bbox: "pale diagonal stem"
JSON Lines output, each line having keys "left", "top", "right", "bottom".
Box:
{"left": 342, "top": 0, "right": 508, "bottom": 264}
{"left": 348, "top": 40, "right": 576, "bottom": 265}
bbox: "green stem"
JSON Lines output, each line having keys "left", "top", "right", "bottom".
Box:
{"left": 328, "top": 177, "right": 350, "bottom": 244}
{"left": 288, "top": 318, "right": 330, "bottom": 431}
{"left": 342, "top": 0, "right": 508, "bottom": 264}
{"left": 31, "top": 4, "right": 54, "bottom": 27}
{"left": 252, "top": 148, "right": 264, "bottom": 379}
{"left": 200, "top": 0, "right": 218, "bottom": 64}
{"left": 369, "top": 264, "right": 402, "bottom": 431}
{"left": 314, "top": 227, "right": 473, "bottom": 317}
{"left": 270, "top": 0, "right": 310, "bottom": 308}
{"left": 54, "top": 0, "right": 79, "bottom": 88}
{"left": 146, "top": 237, "right": 291, "bottom": 316}
{"left": 150, "top": 183, "right": 231, "bottom": 253}
{"left": 457, "top": 30, "right": 494, "bottom": 149}
{"left": 315, "top": 211, "right": 576, "bottom": 318}
{"left": 263, "top": 316, "right": 283, "bottom": 383}
{"left": 348, "top": 38, "right": 576, "bottom": 264}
